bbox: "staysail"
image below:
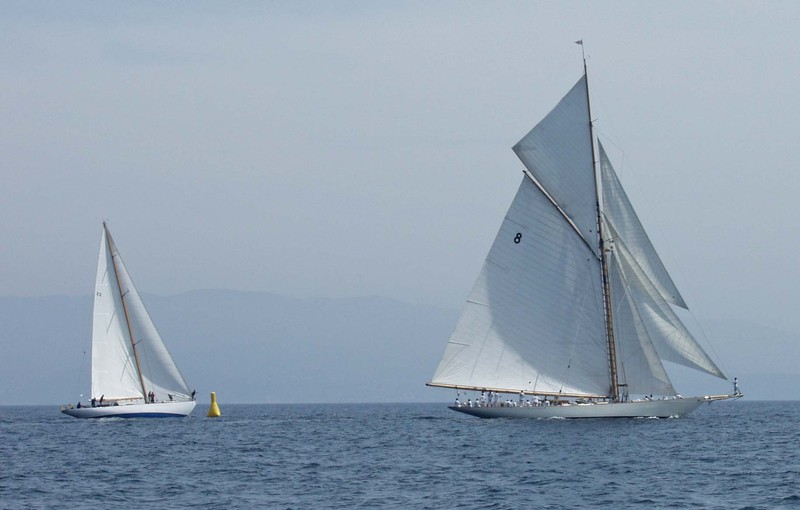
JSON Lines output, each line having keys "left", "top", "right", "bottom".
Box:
{"left": 599, "top": 142, "right": 686, "bottom": 308}
{"left": 610, "top": 227, "right": 725, "bottom": 379}
{"left": 599, "top": 147, "right": 725, "bottom": 381}
{"left": 91, "top": 225, "right": 192, "bottom": 402}
{"left": 607, "top": 247, "right": 676, "bottom": 396}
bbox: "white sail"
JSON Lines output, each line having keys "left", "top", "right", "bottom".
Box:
{"left": 105, "top": 228, "right": 193, "bottom": 401}
{"left": 430, "top": 176, "right": 610, "bottom": 397}
{"left": 512, "top": 76, "right": 598, "bottom": 248}
{"left": 428, "top": 66, "right": 737, "bottom": 420}
{"left": 608, "top": 249, "right": 676, "bottom": 396}
{"left": 63, "top": 224, "right": 196, "bottom": 418}
{"left": 599, "top": 142, "right": 687, "bottom": 308}
{"left": 91, "top": 228, "right": 144, "bottom": 401}
{"left": 611, "top": 227, "right": 726, "bottom": 380}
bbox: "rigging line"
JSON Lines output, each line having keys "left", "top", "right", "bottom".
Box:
{"left": 602, "top": 140, "right": 685, "bottom": 306}
{"left": 613, "top": 247, "right": 675, "bottom": 395}
{"left": 616, "top": 227, "right": 723, "bottom": 377}
{"left": 559, "top": 255, "right": 598, "bottom": 396}
{"left": 575, "top": 59, "right": 628, "bottom": 173}
{"left": 593, "top": 129, "right": 626, "bottom": 178}
{"left": 137, "top": 326, "right": 152, "bottom": 391}
{"left": 521, "top": 169, "right": 599, "bottom": 260}
{"left": 685, "top": 306, "right": 731, "bottom": 379}
{"left": 105, "top": 224, "right": 148, "bottom": 400}
{"left": 119, "top": 356, "right": 139, "bottom": 392}
{"left": 135, "top": 294, "right": 191, "bottom": 391}
{"left": 590, "top": 226, "right": 607, "bottom": 332}
{"left": 75, "top": 349, "right": 89, "bottom": 399}
{"left": 584, "top": 54, "right": 619, "bottom": 400}
{"left": 607, "top": 256, "right": 631, "bottom": 387}
{"left": 594, "top": 251, "right": 622, "bottom": 390}
{"left": 530, "top": 373, "right": 540, "bottom": 394}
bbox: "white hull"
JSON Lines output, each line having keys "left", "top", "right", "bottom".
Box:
{"left": 451, "top": 395, "right": 737, "bottom": 419}
{"left": 61, "top": 401, "right": 196, "bottom": 419}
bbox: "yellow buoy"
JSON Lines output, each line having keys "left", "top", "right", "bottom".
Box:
{"left": 207, "top": 391, "right": 221, "bottom": 418}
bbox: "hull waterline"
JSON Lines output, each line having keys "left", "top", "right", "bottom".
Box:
{"left": 61, "top": 401, "right": 196, "bottom": 419}
{"left": 450, "top": 395, "right": 738, "bottom": 419}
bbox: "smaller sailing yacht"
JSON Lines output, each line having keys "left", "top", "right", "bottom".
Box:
{"left": 61, "top": 223, "right": 196, "bottom": 418}
{"left": 427, "top": 58, "right": 741, "bottom": 419}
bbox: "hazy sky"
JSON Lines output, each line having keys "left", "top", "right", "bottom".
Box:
{"left": 3, "top": 1, "right": 799, "bottom": 336}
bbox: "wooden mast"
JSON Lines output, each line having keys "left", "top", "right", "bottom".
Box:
{"left": 580, "top": 43, "right": 620, "bottom": 401}
{"left": 104, "top": 222, "right": 149, "bottom": 403}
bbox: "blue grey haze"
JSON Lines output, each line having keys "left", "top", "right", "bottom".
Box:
{"left": 1, "top": 3, "right": 798, "bottom": 404}
{"left": 1, "top": 291, "right": 796, "bottom": 405}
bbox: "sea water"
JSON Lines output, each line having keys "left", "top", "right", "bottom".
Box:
{"left": 1, "top": 401, "right": 798, "bottom": 509}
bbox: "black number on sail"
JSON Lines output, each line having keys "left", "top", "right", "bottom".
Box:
{"left": 514, "top": 233, "right": 522, "bottom": 244}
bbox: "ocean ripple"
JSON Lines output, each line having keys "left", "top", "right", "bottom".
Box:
{"left": 0, "top": 401, "right": 797, "bottom": 509}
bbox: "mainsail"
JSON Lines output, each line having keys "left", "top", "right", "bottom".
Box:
{"left": 430, "top": 72, "right": 726, "bottom": 400}
{"left": 431, "top": 75, "right": 610, "bottom": 398}
{"left": 91, "top": 227, "right": 143, "bottom": 400}
{"left": 91, "top": 225, "right": 192, "bottom": 402}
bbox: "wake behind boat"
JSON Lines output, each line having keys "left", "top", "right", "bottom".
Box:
{"left": 427, "top": 53, "right": 741, "bottom": 419}
{"left": 61, "top": 223, "right": 196, "bottom": 419}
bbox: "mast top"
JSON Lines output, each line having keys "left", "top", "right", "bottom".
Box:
{"left": 575, "top": 39, "right": 586, "bottom": 74}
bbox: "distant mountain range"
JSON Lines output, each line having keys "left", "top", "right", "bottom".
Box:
{"left": 0, "top": 290, "right": 457, "bottom": 405}
{"left": 1, "top": 290, "right": 796, "bottom": 405}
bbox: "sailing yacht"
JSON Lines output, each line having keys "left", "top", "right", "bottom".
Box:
{"left": 427, "top": 60, "right": 741, "bottom": 419}
{"left": 61, "top": 223, "right": 196, "bottom": 418}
